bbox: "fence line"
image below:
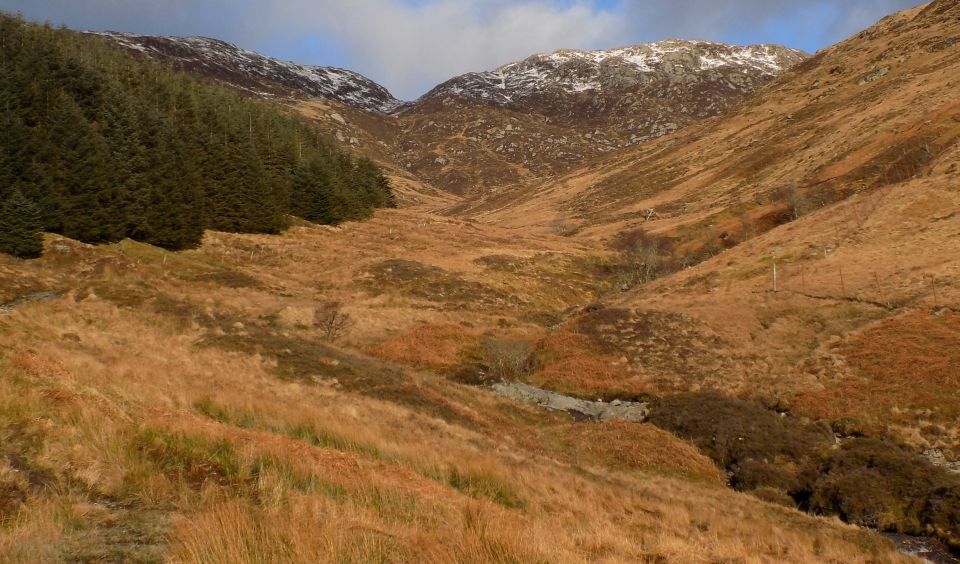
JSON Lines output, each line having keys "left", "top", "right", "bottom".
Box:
{"left": 763, "top": 259, "right": 955, "bottom": 312}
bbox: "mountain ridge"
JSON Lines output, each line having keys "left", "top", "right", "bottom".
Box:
{"left": 89, "top": 31, "right": 403, "bottom": 113}
{"left": 422, "top": 40, "right": 806, "bottom": 106}
{"left": 92, "top": 32, "right": 807, "bottom": 196}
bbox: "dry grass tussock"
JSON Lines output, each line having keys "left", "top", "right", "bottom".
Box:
{"left": 794, "top": 310, "right": 960, "bottom": 424}
{"left": 0, "top": 238, "right": 911, "bottom": 562}
{"left": 529, "top": 331, "right": 646, "bottom": 400}
{"left": 547, "top": 421, "right": 726, "bottom": 484}
{"left": 370, "top": 323, "right": 479, "bottom": 369}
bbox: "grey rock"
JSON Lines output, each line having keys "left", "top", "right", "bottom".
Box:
{"left": 491, "top": 382, "right": 649, "bottom": 423}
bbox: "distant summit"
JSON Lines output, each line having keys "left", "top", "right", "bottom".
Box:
{"left": 424, "top": 40, "right": 806, "bottom": 104}
{"left": 419, "top": 40, "right": 806, "bottom": 140}
{"left": 90, "top": 32, "right": 402, "bottom": 113}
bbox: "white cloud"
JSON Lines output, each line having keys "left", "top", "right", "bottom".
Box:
{"left": 620, "top": 0, "right": 922, "bottom": 49}
{"left": 266, "top": 0, "right": 626, "bottom": 99}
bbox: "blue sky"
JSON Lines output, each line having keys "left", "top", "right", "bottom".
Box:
{"left": 2, "top": 0, "right": 923, "bottom": 100}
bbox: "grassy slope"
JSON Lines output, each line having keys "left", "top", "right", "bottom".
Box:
{"left": 0, "top": 211, "right": 907, "bottom": 562}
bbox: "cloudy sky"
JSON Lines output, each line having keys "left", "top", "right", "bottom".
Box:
{"left": 2, "top": 0, "right": 923, "bottom": 100}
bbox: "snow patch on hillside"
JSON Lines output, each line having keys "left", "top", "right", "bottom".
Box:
{"left": 90, "top": 32, "right": 402, "bottom": 113}
{"left": 426, "top": 39, "right": 806, "bottom": 104}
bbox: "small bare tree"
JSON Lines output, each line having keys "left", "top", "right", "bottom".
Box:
{"left": 314, "top": 301, "right": 354, "bottom": 343}
{"left": 639, "top": 238, "right": 661, "bottom": 282}
{"left": 481, "top": 338, "right": 536, "bottom": 381}
{"left": 611, "top": 228, "right": 671, "bottom": 290}
{"left": 777, "top": 183, "right": 811, "bottom": 220}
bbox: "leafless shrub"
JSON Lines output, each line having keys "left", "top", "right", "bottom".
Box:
{"left": 313, "top": 302, "right": 354, "bottom": 343}
{"left": 611, "top": 228, "right": 672, "bottom": 288}
{"left": 776, "top": 183, "right": 813, "bottom": 220}
{"left": 480, "top": 338, "right": 536, "bottom": 381}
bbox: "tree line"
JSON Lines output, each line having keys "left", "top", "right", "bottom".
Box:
{"left": 0, "top": 13, "right": 394, "bottom": 258}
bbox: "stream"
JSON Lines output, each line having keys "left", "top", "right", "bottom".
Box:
{"left": 884, "top": 533, "right": 959, "bottom": 563}
{"left": 490, "top": 382, "right": 649, "bottom": 422}
{"left": 491, "top": 381, "right": 959, "bottom": 563}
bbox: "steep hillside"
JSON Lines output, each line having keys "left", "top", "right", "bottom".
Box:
{"left": 92, "top": 32, "right": 402, "bottom": 113}
{"left": 467, "top": 3, "right": 958, "bottom": 234}
{"left": 447, "top": 0, "right": 960, "bottom": 541}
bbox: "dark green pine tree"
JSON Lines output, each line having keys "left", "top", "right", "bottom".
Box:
{"left": 47, "top": 92, "right": 126, "bottom": 243}
{"left": 223, "top": 138, "right": 284, "bottom": 234}
{"left": 0, "top": 190, "right": 44, "bottom": 258}
{"left": 329, "top": 152, "right": 362, "bottom": 222}
{"left": 254, "top": 119, "right": 295, "bottom": 213}
{"left": 0, "top": 95, "right": 61, "bottom": 231}
{"left": 291, "top": 154, "right": 337, "bottom": 224}
{"left": 102, "top": 85, "right": 149, "bottom": 236}
{"left": 138, "top": 110, "right": 204, "bottom": 250}
{"left": 355, "top": 157, "right": 396, "bottom": 210}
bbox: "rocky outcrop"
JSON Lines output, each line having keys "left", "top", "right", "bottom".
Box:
{"left": 0, "top": 291, "right": 61, "bottom": 313}
{"left": 491, "top": 382, "right": 649, "bottom": 422}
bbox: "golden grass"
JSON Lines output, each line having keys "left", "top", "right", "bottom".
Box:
{"left": 370, "top": 323, "right": 479, "bottom": 369}
{"left": 0, "top": 238, "right": 911, "bottom": 562}
{"left": 844, "top": 311, "right": 960, "bottom": 390}
{"left": 547, "top": 421, "right": 726, "bottom": 484}
{"left": 793, "top": 311, "right": 960, "bottom": 423}
{"left": 530, "top": 332, "right": 646, "bottom": 398}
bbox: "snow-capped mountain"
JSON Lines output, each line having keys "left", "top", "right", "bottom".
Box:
{"left": 90, "top": 32, "right": 401, "bottom": 113}
{"left": 389, "top": 40, "right": 806, "bottom": 193}
{"left": 423, "top": 40, "right": 806, "bottom": 107}
{"left": 90, "top": 31, "right": 807, "bottom": 196}
{"left": 415, "top": 40, "right": 807, "bottom": 143}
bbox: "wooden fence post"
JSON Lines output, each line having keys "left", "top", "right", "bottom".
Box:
{"left": 773, "top": 260, "right": 778, "bottom": 293}
{"left": 930, "top": 275, "right": 940, "bottom": 308}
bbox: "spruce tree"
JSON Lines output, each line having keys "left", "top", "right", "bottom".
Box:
{"left": 0, "top": 190, "right": 44, "bottom": 258}
{"left": 47, "top": 92, "right": 125, "bottom": 243}
{"left": 139, "top": 118, "right": 204, "bottom": 250}
{"left": 292, "top": 154, "right": 344, "bottom": 224}
{"left": 102, "top": 86, "right": 149, "bottom": 236}
{"left": 355, "top": 157, "right": 396, "bottom": 209}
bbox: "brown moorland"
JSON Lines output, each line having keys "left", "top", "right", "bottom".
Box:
{"left": 0, "top": 219, "right": 911, "bottom": 562}
{"left": 3, "top": 1, "right": 960, "bottom": 561}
